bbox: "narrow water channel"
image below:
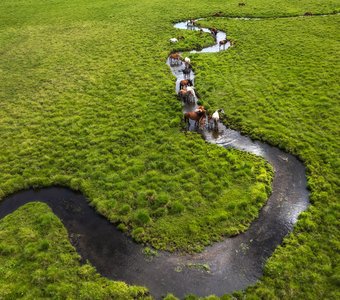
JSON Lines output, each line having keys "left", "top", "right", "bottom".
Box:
{"left": 0, "top": 19, "right": 309, "bottom": 299}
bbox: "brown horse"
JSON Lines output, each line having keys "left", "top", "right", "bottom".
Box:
{"left": 178, "top": 87, "right": 195, "bottom": 104}
{"left": 178, "top": 88, "right": 187, "bottom": 101}
{"left": 184, "top": 111, "right": 204, "bottom": 124}
{"left": 184, "top": 109, "right": 206, "bottom": 126}
{"left": 195, "top": 105, "right": 205, "bottom": 113}
{"left": 179, "top": 79, "right": 193, "bottom": 90}
{"left": 210, "top": 28, "right": 218, "bottom": 38}
{"left": 169, "top": 53, "right": 182, "bottom": 66}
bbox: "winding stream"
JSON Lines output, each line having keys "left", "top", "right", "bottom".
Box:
{"left": 0, "top": 19, "right": 309, "bottom": 299}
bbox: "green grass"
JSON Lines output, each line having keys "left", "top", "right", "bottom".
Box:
{"left": 0, "top": 0, "right": 273, "bottom": 253}
{"left": 194, "top": 13, "right": 339, "bottom": 300}
{"left": 0, "top": 202, "right": 150, "bottom": 299}
{"left": 0, "top": 0, "right": 339, "bottom": 299}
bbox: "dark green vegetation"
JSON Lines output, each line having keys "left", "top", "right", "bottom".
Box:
{"left": 0, "top": 202, "right": 150, "bottom": 299}
{"left": 0, "top": 0, "right": 339, "bottom": 299}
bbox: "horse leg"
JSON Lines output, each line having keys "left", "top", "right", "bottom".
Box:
{"left": 181, "top": 93, "right": 186, "bottom": 103}
{"left": 186, "top": 116, "right": 191, "bottom": 129}
{"left": 184, "top": 93, "right": 189, "bottom": 104}
{"left": 200, "top": 115, "right": 206, "bottom": 128}
{"left": 180, "top": 92, "right": 187, "bottom": 104}
{"left": 183, "top": 115, "right": 188, "bottom": 125}
{"left": 189, "top": 93, "right": 194, "bottom": 104}
{"left": 208, "top": 117, "right": 213, "bottom": 130}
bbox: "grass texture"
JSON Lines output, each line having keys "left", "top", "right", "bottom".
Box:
{"left": 0, "top": 0, "right": 339, "bottom": 299}
{"left": 0, "top": 0, "right": 273, "bottom": 253}
{"left": 193, "top": 14, "right": 340, "bottom": 299}
{"left": 0, "top": 202, "right": 150, "bottom": 299}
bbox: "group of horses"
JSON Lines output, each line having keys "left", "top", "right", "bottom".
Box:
{"left": 169, "top": 53, "right": 192, "bottom": 79}
{"left": 184, "top": 105, "right": 225, "bottom": 130}
{"left": 169, "top": 55, "right": 196, "bottom": 105}
{"left": 169, "top": 53, "right": 224, "bottom": 130}
{"left": 209, "top": 26, "right": 231, "bottom": 50}
{"left": 168, "top": 21, "right": 227, "bottom": 129}
{"left": 186, "top": 20, "right": 231, "bottom": 51}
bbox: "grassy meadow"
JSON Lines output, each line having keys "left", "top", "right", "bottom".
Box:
{"left": 0, "top": 203, "right": 150, "bottom": 299}
{"left": 193, "top": 14, "right": 340, "bottom": 299}
{"left": 0, "top": 0, "right": 339, "bottom": 299}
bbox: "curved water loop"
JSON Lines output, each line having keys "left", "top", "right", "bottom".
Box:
{"left": 0, "top": 18, "right": 309, "bottom": 299}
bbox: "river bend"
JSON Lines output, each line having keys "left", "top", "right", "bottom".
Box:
{"left": 0, "top": 19, "right": 309, "bottom": 299}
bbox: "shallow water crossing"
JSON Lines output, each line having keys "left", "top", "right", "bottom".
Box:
{"left": 0, "top": 19, "right": 309, "bottom": 299}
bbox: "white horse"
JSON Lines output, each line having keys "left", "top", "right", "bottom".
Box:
{"left": 186, "top": 86, "right": 196, "bottom": 100}
{"left": 211, "top": 109, "right": 224, "bottom": 128}
{"left": 184, "top": 57, "right": 191, "bottom": 69}
{"left": 182, "top": 57, "right": 192, "bottom": 79}
{"left": 169, "top": 38, "right": 178, "bottom": 43}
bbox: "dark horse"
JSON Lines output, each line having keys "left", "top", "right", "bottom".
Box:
{"left": 182, "top": 65, "right": 192, "bottom": 79}
{"left": 219, "top": 39, "right": 228, "bottom": 50}
{"left": 210, "top": 28, "right": 218, "bottom": 39}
